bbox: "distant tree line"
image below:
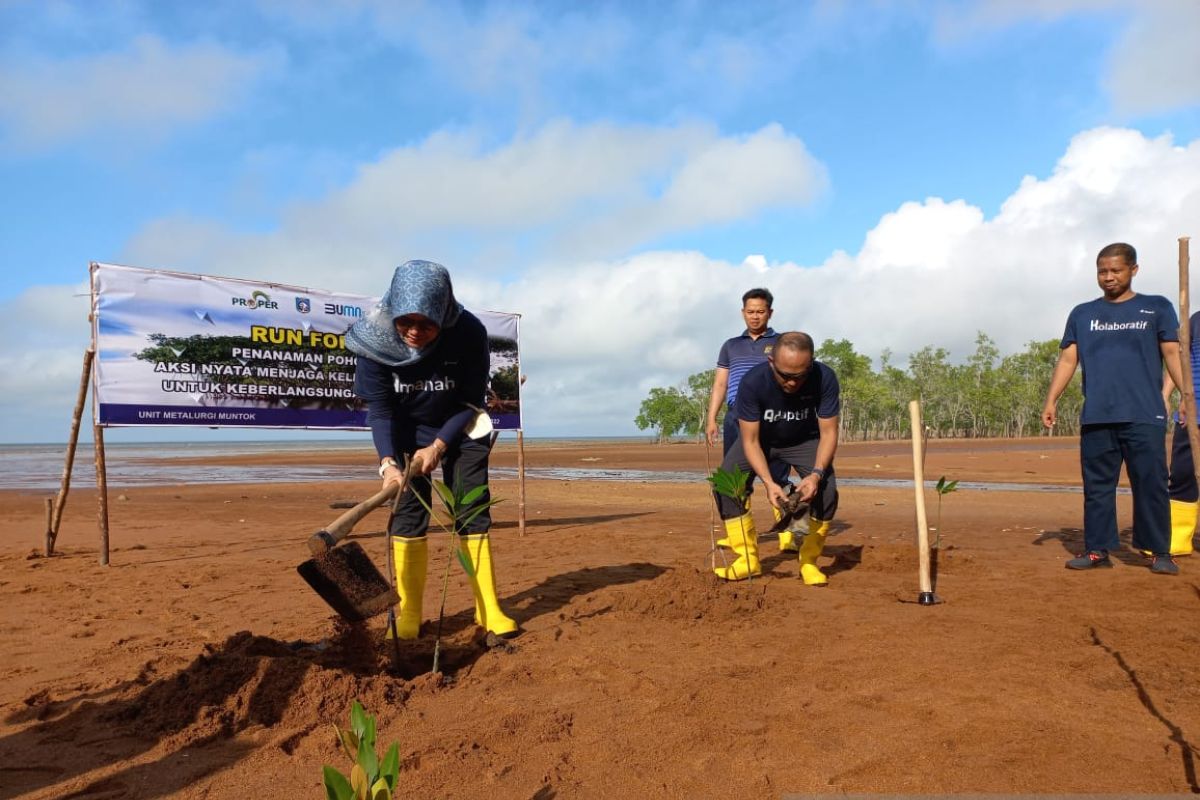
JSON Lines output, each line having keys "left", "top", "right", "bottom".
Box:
{"left": 635, "top": 333, "right": 1086, "bottom": 442}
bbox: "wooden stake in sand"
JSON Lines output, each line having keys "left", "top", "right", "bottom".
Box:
{"left": 93, "top": 422, "right": 110, "bottom": 567}
{"left": 909, "top": 400, "right": 938, "bottom": 605}
{"left": 43, "top": 497, "right": 53, "bottom": 557}
{"left": 1178, "top": 238, "right": 1200, "bottom": 537}
{"left": 47, "top": 348, "right": 95, "bottom": 555}
{"left": 517, "top": 429, "right": 527, "bottom": 537}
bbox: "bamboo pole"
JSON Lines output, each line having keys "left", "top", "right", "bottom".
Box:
{"left": 93, "top": 423, "right": 110, "bottom": 566}
{"left": 517, "top": 429, "right": 527, "bottom": 536}
{"left": 47, "top": 348, "right": 95, "bottom": 554}
{"left": 909, "top": 400, "right": 938, "bottom": 605}
{"left": 43, "top": 498, "right": 53, "bottom": 557}
{"left": 1179, "top": 238, "right": 1200, "bottom": 544}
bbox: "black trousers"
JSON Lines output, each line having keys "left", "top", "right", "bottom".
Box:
{"left": 389, "top": 424, "right": 492, "bottom": 538}
{"left": 1168, "top": 421, "right": 1199, "bottom": 503}
{"left": 716, "top": 436, "right": 838, "bottom": 522}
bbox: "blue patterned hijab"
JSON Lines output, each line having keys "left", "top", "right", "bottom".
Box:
{"left": 345, "top": 260, "right": 463, "bottom": 367}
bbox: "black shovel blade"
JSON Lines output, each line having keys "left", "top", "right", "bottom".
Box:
{"left": 297, "top": 541, "right": 397, "bottom": 622}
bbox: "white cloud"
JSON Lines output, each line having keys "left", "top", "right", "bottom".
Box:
{"left": 938, "top": 0, "right": 1200, "bottom": 115}
{"left": 1104, "top": 0, "right": 1200, "bottom": 115}
{"left": 485, "top": 127, "right": 1200, "bottom": 435}
{"left": 121, "top": 120, "right": 828, "bottom": 287}
{"left": 7, "top": 126, "right": 1198, "bottom": 441}
{"left": 0, "top": 34, "right": 282, "bottom": 150}
{"left": 0, "top": 283, "right": 93, "bottom": 438}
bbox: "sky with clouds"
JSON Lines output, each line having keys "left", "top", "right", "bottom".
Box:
{"left": 2, "top": 0, "right": 1200, "bottom": 444}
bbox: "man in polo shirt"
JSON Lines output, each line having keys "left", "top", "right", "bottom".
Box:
{"left": 712, "top": 331, "right": 841, "bottom": 585}
{"left": 1042, "top": 242, "right": 1186, "bottom": 575}
{"left": 705, "top": 288, "right": 799, "bottom": 551}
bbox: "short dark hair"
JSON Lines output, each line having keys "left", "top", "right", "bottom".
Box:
{"left": 776, "top": 331, "right": 814, "bottom": 355}
{"left": 1097, "top": 242, "right": 1137, "bottom": 266}
{"left": 742, "top": 287, "right": 773, "bottom": 308}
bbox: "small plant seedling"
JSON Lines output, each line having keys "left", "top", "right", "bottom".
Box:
{"left": 707, "top": 464, "right": 750, "bottom": 504}
{"left": 323, "top": 700, "right": 401, "bottom": 800}
{"left": 413, "top": 476, "right": 503, "bottom": 673}
{"left": 932, "top": 475, "right": 959, "bottom": 549}
{"left": 706, "top": 464, "right": 754, "bottom": 580}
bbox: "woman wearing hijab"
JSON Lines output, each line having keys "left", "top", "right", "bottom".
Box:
{"left": 346, "top": 260, "right": 518, "bottom": 640}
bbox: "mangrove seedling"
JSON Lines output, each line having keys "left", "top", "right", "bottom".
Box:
{"left": 707, "top": 464, "right": 753, "bottom": 579}
{"left": 932, "top": 475, "right": 959, "bottom": 549}
{"left": 323, "top": 700, "right": 401, "bottom": 800}
{"left": 413, "top": 476, "right": 503, "bottom": 673}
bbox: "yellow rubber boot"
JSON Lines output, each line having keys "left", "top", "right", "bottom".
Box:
{"left": 710, "top": 494, "right": 748, "bottom": 551}
{"left": 714, "top": 514, "right": 761, "bottom": 581}
{"left": 387, "top": 536, "right": 427, "bottom": 640}
{"left": 459, "top": 534, "right": 519, "bottom": 637}
{"left": 1170, "top": 499, "right": 1197, "bottom": 556}
{"left": 798, "top": 517, "right": 829, "bottom": 586}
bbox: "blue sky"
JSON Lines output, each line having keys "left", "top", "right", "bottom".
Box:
{"left": 2, "top": 0, "right": 1200, "bottom": 442}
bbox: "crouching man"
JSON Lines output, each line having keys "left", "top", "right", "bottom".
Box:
{"left": 712, "top": 331, "right": 841, "bottom": 585}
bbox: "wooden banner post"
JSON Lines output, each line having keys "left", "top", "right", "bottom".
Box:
{"left": 517, "top": 429, "right": 527, "bottom": 537}
{"left": 47, "top": 348, "right": 95, "bottom": 555}
{"left": 1179, "top": 238, "right": 1200, "bottom": 548}
{"left": 909, "top": 400, "right": 938, "bottom": 605}
{"left": 93, "top": 421, "right": 110, "bottom": 566}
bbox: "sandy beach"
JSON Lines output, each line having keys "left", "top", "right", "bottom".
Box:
{"left": 2, "top": 437, "right": 1198, "bottom": 798}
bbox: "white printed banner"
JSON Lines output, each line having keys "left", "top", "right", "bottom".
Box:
{"left": 90, "top": 262, "right": 522, "bottom": 430}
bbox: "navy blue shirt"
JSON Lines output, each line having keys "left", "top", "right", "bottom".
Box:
{"left": 735, "top": 360, "right": 841, "bottom": 446}
{"left": 353, "top": 309, "right": 489, "bottom": 458}
{"left": 717, "top": 328, "right": 778, "bottom": 408}
{"left": 1061, "top": 293, "right": 1178, "bottom": 426}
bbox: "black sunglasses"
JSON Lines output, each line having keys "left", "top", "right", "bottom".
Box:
{"left": 771, "top": 362, "right": 808, "bottom": 382}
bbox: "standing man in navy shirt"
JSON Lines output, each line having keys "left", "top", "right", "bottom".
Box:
{"left": 1042, "top": 242, "right": 1186, "bottom": 575}
{"left": 712, "top": 331, "right": 841, "bottom": 585}
{"left": 1161, "top": 309, "right": 1200, "bottom": 557}
{"left": 704, "top": 288, "right": 798, "bottom": 551}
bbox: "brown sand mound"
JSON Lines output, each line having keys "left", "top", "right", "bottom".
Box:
{"left": 610, "top": 565, "right": 783, "bottom": 622}
{"left": 92, "top": 621, "right": 454, "bottom": 753}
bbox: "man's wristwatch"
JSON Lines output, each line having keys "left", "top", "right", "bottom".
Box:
{"left": 378, "top": 458, "right": 398, "bottom": 477}
{"left": 810, "top": 466, "right": 827, "bottom": 480}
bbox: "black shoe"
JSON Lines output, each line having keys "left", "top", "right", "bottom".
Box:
{"left": 1150, "top": 555, "right": 1179, "bottom": 575}
{"left": 1066, "top": 550, "right": 1112, "bottom": 570}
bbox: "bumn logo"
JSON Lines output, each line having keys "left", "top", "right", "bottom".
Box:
{"left": 324, "top": 303, "right": 363, "bottom": 317}
{"left": 295, "top": 297, "right": 311, "bottom": 313}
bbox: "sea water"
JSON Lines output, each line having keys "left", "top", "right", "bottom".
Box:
{"left": 0, "top": 440, "right": 1104, "bottom": 494}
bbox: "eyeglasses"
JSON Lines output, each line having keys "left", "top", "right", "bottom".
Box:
{"left": 394, "top": 317, "right": 439, "bottom": 333}
{"left": 771, "top": 363, "right": 809, "bottom": 382}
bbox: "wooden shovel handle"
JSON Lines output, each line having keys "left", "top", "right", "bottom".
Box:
{"left": 307, "top": 457, "right": 421, "bottom": 556}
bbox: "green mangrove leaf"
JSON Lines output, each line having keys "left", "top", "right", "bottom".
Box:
{"left": 456, "top": 499, "right": 502, "bottom": 532}
{"left": 379, "top": 743, "right": 400, "bottom": 790}
{"left": 350, "top": 701, "right": 367, "bottom": 740}
{"left": 361, "top": 714, "right": 377, "bottom": 755}
{"left": 334, "top": 725, "right": 358, "bottom": 761}
{"left": 323, "top": 766, "right": 354, "bottom": 800}
{"left": 369, "top": 778, "right": 392, "bottom": 800}
{"left": 357, "top": 732, "right": 379, "bottom": 783}
{"left": 455, "top": 547, "right": 475, "bottom": 578}
{"left": 459, "top": 484, "right": 489, "bottom": 508}
{"left": 350, "top": 764, "right": 369, "bottom": 800}
{"left": 432, "top": 480, "right": 456, "bottom": 511}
